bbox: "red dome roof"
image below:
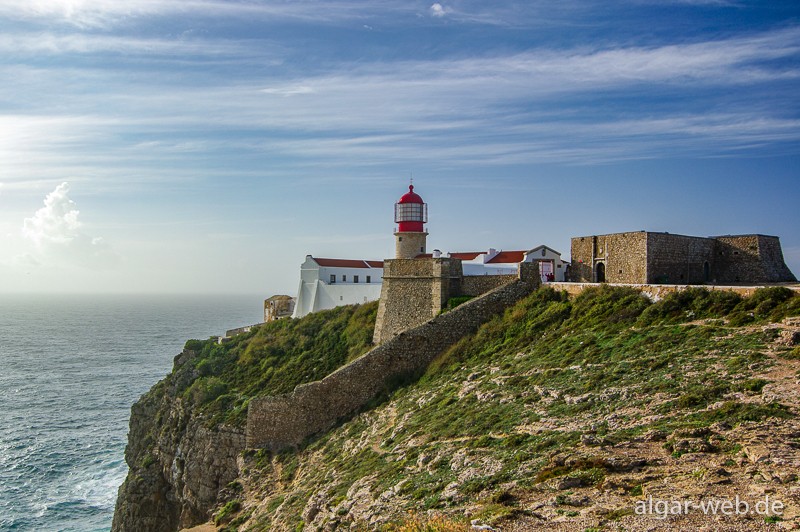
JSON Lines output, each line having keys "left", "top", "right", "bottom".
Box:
{"left": 398, "top": 185, "right": 424, "bottom": 204}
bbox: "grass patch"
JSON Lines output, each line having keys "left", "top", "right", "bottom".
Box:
{"left": 214, "top": 499, "right": 241, "bottom": 525}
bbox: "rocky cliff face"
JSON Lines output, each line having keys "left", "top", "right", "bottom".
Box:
{"left": 112, "top": 349, "right": 245, "bottom": 532}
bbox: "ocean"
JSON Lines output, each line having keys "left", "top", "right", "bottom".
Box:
{"left": 0, "top": 294, "right": 264, "bottom": 532}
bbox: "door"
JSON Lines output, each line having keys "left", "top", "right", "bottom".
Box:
{"left": 595, "top": 262, "right": 606, "bottom": 283}
{"left": 540, "top": 261, "right": 554, "bottom": 283}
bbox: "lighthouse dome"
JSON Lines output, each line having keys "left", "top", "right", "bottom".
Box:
{"left": 398, "top": 184, "right": 424, "bottom": 204}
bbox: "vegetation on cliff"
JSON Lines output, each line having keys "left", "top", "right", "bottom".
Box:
{"left": 179, "top": 301, "right": 378, "bottom": 427}
{"left": 224, "top": 286, "right": 800, "bottom": 530}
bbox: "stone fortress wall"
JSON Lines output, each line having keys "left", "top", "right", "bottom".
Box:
{"left": 373, "top": 259, "right": 539, "bottom": 345}
{"left": 372, "top": 257, "right": 463, "bottom": 345}
{"left": 246, "top": 267, "right": 540, "bottom": 451}
{"left": 645, "top": 232, "right": 716, "bottom": 284}
{"left": 571, "top": 231, "right": 796, "bottom": 285}
{"left": 714, "top": 235, "right": 797, "bottom": 283}
{"left": 571, "top": 232, "right": 648, "bottom": 284}
{"left": 461, "top": 274, "right": 518, "bottom": 297}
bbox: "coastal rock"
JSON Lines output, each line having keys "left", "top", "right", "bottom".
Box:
{"left": 112, "top": 350, "right": 245, "bottom": 532}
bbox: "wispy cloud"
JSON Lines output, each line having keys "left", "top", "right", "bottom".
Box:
{"left": 0, "top": 0, "right": 417, "bottom": 28}
{"left": 0, "top": 32, "right": 273, "bottom": 58}
{"left": 1, "top": 26, "right": 798, "bottom": 186}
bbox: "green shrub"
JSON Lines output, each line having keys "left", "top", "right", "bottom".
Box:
{"left": 638, "top": 288, "right": 743, "bottom": 325}
{"left": 783, "top": 346, "right": 800, "bottom": 360}
{"left": 184, "top": 339, "right": 205, "bottom": 351}
{"left": 738, "top": 378, "right": 768, "bottom": 393}
{"left": 445, "top": 296, "right": 474, "bottom": 311}
{"left": 185, "top": 377, "right": 229, "bottom": 406}
{"left": 690, "top": 401, "right": 791, "bottom": 425}
{"left": 214, "top": 500, "right": 242, "bottom": 525}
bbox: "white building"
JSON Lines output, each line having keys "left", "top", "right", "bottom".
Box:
{"left": 292, "top": 256, "right": 384, "bottom": 318}
{"left": 292, "top": 246, "right": 568, "bottom": 319}
{"left": 446, "top": 245, "right": 569, "bottom": 282}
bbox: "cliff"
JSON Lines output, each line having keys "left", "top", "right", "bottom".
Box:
{"left": 114, "top": 286, "right": 800, "bottom": 531}
{"left": 112, "top": 303, "right": 378, "bottom": 531}
{"left": 112, "top": 347, "right": 245, "bottom": 531}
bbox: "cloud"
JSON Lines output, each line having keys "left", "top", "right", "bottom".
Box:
{"left": 0, "top": 26, "right": 798, "bottom": 182}
{"left": 261, "top": 85, "right": 315, "bottom": 96}
{"left": 0, "top": 32, "right": 267, "bottom": 58}
{"left": 21, "top": 182, "right": 120, "bottom": 268}
{"left": 430, "top": 3, "right": 447, "bottom": 17}
{"left": 0, "top": 0, "right": 417, "bottom": 29}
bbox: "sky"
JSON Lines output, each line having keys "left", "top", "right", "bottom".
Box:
{"left": 0, "top": 0, "right": 798, "bottom": 295}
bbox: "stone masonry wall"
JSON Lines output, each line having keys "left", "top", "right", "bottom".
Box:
{"left": 571, "top": 232, "right": 648, "bottom": 283}
{"left": 754, "top": 236, "right": 798, "bottom": 282}
{"left": 646, "top": 232, "right": 716, "bottom": 284}
{"left": 246, "top": 275, "right": 539, "bottom": 451}
{"left": 372, "top": 258, "right": 463, "bottom": 345}
{"left": 570, "top": 236, "right": 594, "bottom": 282}
{"left": 604, "top": 232, "right": 648, "bottom": 283}
{"left": 572, "top": 232, "right": 796, "bottom": 285}
{"left": 714, "top": 235, "right": 797, "bottom": 283}
{"left": 461, "top": 274, "right": 517, "bottom": 297}
{"left": 395, "top": 231, "right": 428, "bottom": 259}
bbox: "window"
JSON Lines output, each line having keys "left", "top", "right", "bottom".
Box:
{"left": 394, "top": 203, "right": 428, "bottom": 222}
{"left": 330, "top": 274, "right": 336, "bottom": 284}
{"left": 420, "top": 246, "right": 424, "bottom": 252}
{"left": 354, "top": 275, "right": 359, "bottom": 283}
{"left": 366, "top": 275, "right": 371, "bottom": 283}
{"left": 342, "top": 275, "right": 347, "bottom": 282}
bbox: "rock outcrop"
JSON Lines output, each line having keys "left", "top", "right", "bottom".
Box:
{"left": 112, "top": 349, "right": 245, "bottom": 532}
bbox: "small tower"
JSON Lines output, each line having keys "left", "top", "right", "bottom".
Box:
{"left": 394, "top": 184, "right": 428, "bottom": 259}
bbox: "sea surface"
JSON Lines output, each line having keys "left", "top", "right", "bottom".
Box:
{"left": 0, "top": 294, "right": 264, "bottom": 532}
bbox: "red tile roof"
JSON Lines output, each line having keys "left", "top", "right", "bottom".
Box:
{"left": 486, "top": 250, "right": 526, "bottom": 264}
{"left": 313, "top": 258, "right": 383, "bottom": 268}
{"left": 449, "top": 252, "right": 482, "bottom": 260}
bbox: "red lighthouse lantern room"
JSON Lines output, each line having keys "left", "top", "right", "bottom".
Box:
{"left": 394, "top": 184, "right": 428, "bottom": 232}
{"left": 394, "top": 184, "right": 428, "bottom": 259}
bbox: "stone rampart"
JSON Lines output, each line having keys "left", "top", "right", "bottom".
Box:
{"left": 571, "top": 232, "right": 648, "bottom": 283}
{"left": 571, "top": 232, "right": 795, "bottom": 285}
{"left": 646, "top": 232, "right": 715, "bottom": 284}
{"left": 372, "top": 258, "right": 463, "bottom": 345}
{"left": 461, "top": 274, "right": 517, "bottom": 297}
{"left": 714, "top": 235, "right": 797, "bottom": 283}
{"left": 246, "top": 276, "right": 538, "bottom": 450}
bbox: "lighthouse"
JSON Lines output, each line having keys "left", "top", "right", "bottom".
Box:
{"left": 394, "top": 184, "right": 428, "bottom": 259}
